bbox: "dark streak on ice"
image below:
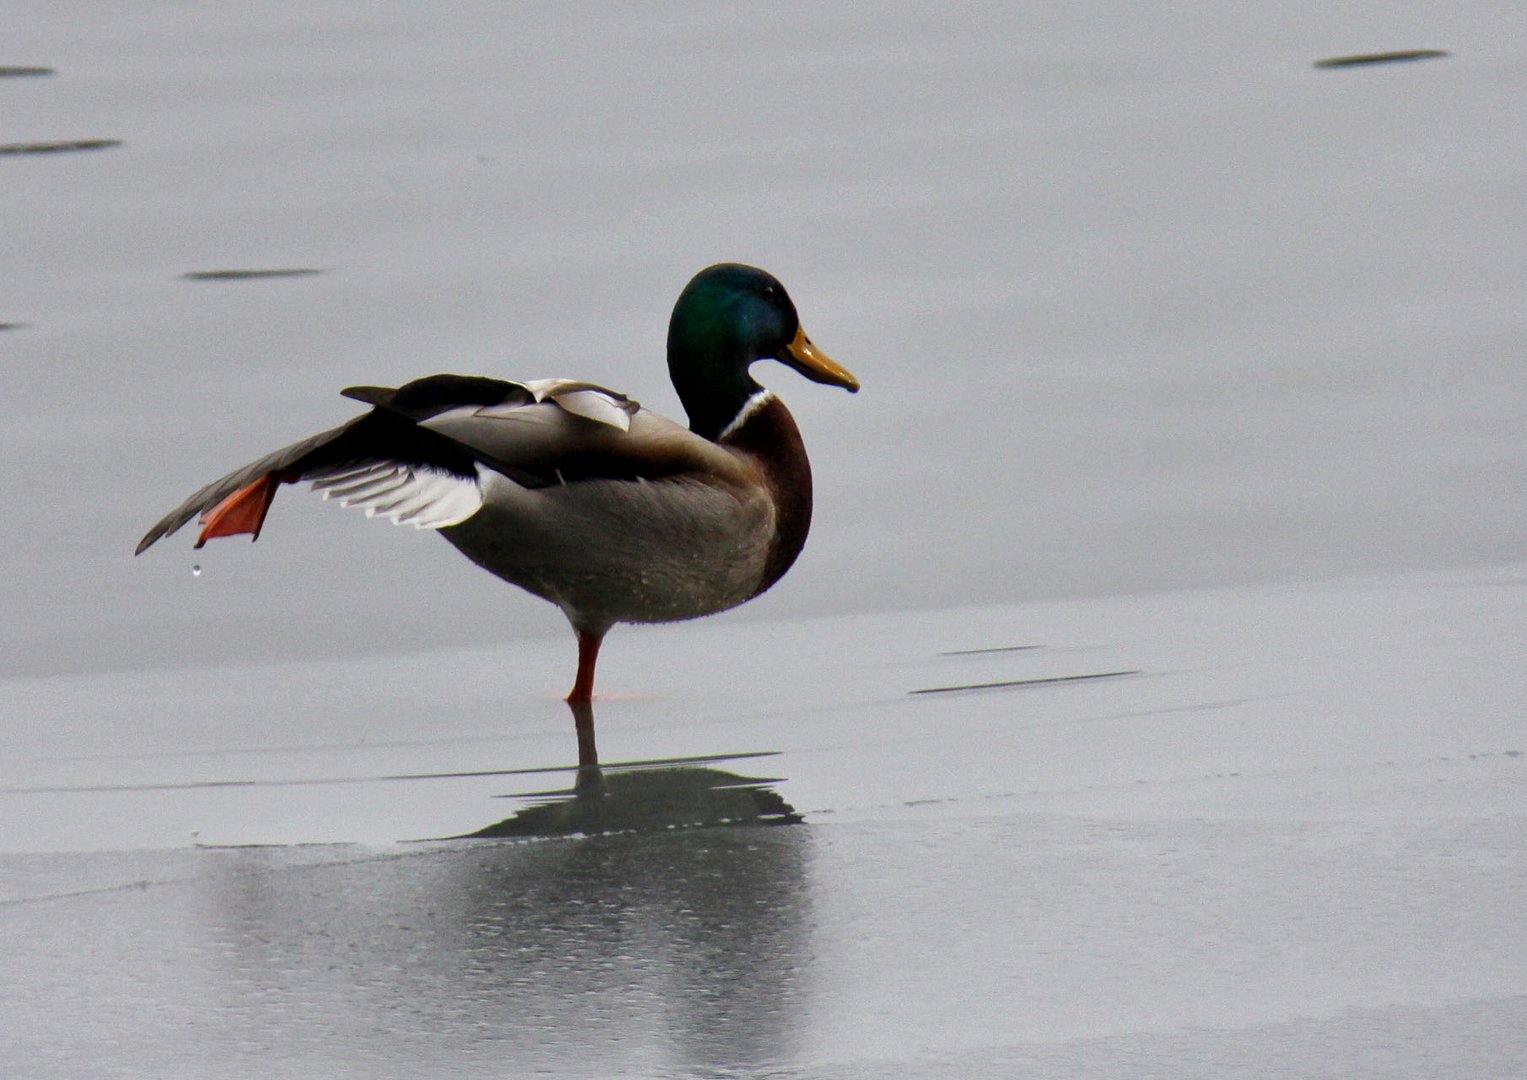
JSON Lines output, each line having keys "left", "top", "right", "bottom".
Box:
{"left": 911, "top": 670, "right": 1140, "bottom": 695}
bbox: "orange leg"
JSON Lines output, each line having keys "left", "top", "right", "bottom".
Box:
{"left": 194, "top": 467, "right": 299, "bottom": 548}
{"left": 196, "top": 474, "right": 280, "bottom": 547}
{"left": 567, "top": 628, "right": 603, "bottom": 704}
{"left": 567, "top": 628, "right": 605, "bottom": 770}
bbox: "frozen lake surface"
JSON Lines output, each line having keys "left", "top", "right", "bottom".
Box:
{"left": 6, "top": 566, "right": 1525, "bottom": 1078}
{"left": 3, "top": 1, "right": 1525, "bottom": 1077}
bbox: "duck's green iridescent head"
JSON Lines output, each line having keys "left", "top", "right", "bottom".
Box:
{"left": 667, "top": 263, "right": 858, "bottom": 439}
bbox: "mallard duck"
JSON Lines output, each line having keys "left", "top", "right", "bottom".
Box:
{"left": 137, "top": 263, "right": 859, "bottom": 711}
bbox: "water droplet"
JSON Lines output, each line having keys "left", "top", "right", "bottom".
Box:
{"left": 191, "top": 564, "right": 202, "bottom": 577}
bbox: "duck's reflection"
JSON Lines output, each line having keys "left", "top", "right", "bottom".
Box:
{"left": 201, "top": 694, "right": 815, "bottom": 1077}
{"left": 571, "top": 696, "right": 598, "bottom": 771}
{"left": 463, "top": 766, "right": 800, "bottom": 843}
{"left": 462, "top": 763, "right": 800, "bottom": 837}
{"left": 460, "top": 696, "right": 799, "bottom": 838}
{"left": 436, "top": 821, "right": 815, "bottom": 1073}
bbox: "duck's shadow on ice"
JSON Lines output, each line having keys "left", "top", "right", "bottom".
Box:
{"left": 447, "top": 698, "right": 801, "bottom": 840}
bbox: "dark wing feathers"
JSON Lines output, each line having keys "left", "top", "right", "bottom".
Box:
{"left": 133, "top": 409, "right": 481, "bottom": 555}
{"left": 343, "top": 374, "right": 531, "bottom": 420}
{"left": 136, "top": 375, "right": 740, "bottom": 554}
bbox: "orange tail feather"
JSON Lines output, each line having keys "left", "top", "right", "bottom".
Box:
{"left": 196, "top": 473, "right": 283, "bottom": 548}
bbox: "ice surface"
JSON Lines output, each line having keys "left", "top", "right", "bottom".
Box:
{"left": 4, "top": 566, "right": 1525, "bottom": 1078}
{"left": 2, "top": 1, "right": 1525, "bottom": 1076}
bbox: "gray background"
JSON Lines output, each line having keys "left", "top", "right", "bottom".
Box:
{"left": 4, "top": 0, "right": 1522, "bottom": 677}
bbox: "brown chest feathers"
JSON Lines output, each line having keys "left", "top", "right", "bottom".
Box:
{"left": 722, "top": 394, "right": 815, "bottom": 599}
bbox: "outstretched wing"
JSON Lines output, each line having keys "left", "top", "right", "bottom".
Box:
{"left": 135, "top": 375, "right": 743, "bottom": 555}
